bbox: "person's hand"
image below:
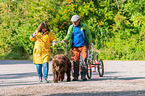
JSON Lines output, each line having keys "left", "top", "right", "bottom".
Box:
{"left": 33, "top": 32, "right": 36, "bottom": 37}
{"left": 61, "top": 40, "right": 66, "bottom": 44}
{"left": 52, "top": 42, "right": 56, "bottom": 47}
{"left": 88, "top": 45, "right": 91, "bottom": 50}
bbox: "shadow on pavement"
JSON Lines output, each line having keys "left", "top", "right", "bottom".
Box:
{"left": 0, "top": 72, "right": 53, "bottom": 79}
{"left": 89, "top": 76, "right": 145, "bottom": 81}
{"left": 0, "top": 81, "right": 41, "bottom": 87}
{"left": 0, "top": 72, "right": 53, "bottom": 87}
{"left": 0, "top": 60, "right": 33, "bottom": 65}
{"left": 49, "top": 90, "right": 145, "bottom": 96}
{"left": 90, "top": 71, "right": 145, "bottom": 81}
{"left": 0, "top": 72, "right": 37, "bottom": 79}
{"left": 71, "top": 76, "right": 145, "bottom": 83}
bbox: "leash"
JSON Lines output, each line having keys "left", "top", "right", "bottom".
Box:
{"left": 52, "top": 41, "right": 68, "bottom": 56}
{"left": 35, "top": 32, "right": 68, "bottom": 59}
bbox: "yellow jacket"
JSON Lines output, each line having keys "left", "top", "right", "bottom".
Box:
{"left": 30, "top": 30, "right": 57, "bottom": 64}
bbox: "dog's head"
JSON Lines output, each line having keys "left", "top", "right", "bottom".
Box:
{"left": 52, "top": 54, "right": 66, "bottom": 72}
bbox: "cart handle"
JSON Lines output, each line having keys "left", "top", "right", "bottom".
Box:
{"left": 88, "top": 43, "right": 93, "bottom": 59}
{"left": 87, "top": 43, "right": 99, "bottom": 64}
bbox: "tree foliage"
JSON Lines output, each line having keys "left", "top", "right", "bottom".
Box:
{"left": 0, "top": 0, "right": 145, "bottom": 60}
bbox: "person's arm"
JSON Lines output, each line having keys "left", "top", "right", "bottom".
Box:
{"left": 84, "top": 24, "right": 92, "bottom": 45}
{"left": 61, "top": 25, "right": 73, "bottom": 44}
{"left": 30, "top": 31, "right": 36, "bottom": 41}
{"left": 50, "top": 32, "right": 57, "bottom": 46}
{"left": 83, "top": 23, "right": 92, "bottom": 50}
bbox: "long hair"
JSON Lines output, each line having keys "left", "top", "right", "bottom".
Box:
{"left": 37, "top": 22, "right": 50, "bottom": 32}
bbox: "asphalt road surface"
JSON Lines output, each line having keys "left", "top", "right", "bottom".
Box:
{"left": 0, "top": 60, "right": 145, "bottom": 96}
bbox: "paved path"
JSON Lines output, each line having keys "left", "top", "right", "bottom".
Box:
{"left": 0, "top": 60, "right": 145, "bottom": 95}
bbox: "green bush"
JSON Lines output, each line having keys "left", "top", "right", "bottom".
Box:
{"left": 0, "top": 0, "right": 144, "bottom": 60}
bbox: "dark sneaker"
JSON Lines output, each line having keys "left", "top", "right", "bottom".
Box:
{"left": 81, "top": 76, "right": 87, "bottom": 81}
{"left": 82, "top": 77, "right": 87, "bottom": 81}
{"left": 72, "top": 77, "right": 78, "bottom": 81}
{"left": 38, "top": 77, "right": 42, "bottom": 82}
{"left": 43, "top": 78, "right": 49, "bottom": 83}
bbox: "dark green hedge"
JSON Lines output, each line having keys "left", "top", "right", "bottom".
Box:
{"left": 0, "top": 0, "right": 145, "bottom": 60}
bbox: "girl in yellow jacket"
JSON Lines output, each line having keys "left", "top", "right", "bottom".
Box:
{"left": 30, "top": 22, "right": 57, "bottom": 83}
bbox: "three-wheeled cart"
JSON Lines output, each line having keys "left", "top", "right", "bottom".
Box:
{"left": 53, "top": 42, "right": 104, "bottom": 79}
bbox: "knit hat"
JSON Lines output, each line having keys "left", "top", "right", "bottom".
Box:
{"left": 71, "top": 15, "right": 79, "bottom": 22}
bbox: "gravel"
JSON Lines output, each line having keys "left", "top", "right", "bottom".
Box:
{"left": 0, "top": 60, "right": 145, "bottom": 96}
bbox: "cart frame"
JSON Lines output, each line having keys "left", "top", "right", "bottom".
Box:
{"left": 86, "top": 43, "right": 104, "bottom": 79}
{"left": 53, "top": 42, "right": 104, "bottom": 80}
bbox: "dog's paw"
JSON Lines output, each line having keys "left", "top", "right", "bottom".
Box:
{"left": 60, "top": 79, "right": 63, "bottom": 82}
{"left": 53, "top": 80, "right": 58, "bottom": 83}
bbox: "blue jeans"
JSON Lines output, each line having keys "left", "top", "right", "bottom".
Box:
{"left": 36, "top": 62, "right": 49, "bottom": 79}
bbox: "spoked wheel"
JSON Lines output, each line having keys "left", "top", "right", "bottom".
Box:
{"left": 86, "top": 59, "right": 92, "bottom": 79}
{"left": 97, "top": 59, "right": 104, "bottom": 77}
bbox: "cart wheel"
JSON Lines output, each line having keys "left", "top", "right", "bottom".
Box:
{"left": 97, "top": 59, "right": 104, "bottom": 77}
{"left": 87, "top": 59, "right": 92, "bottom": 79}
